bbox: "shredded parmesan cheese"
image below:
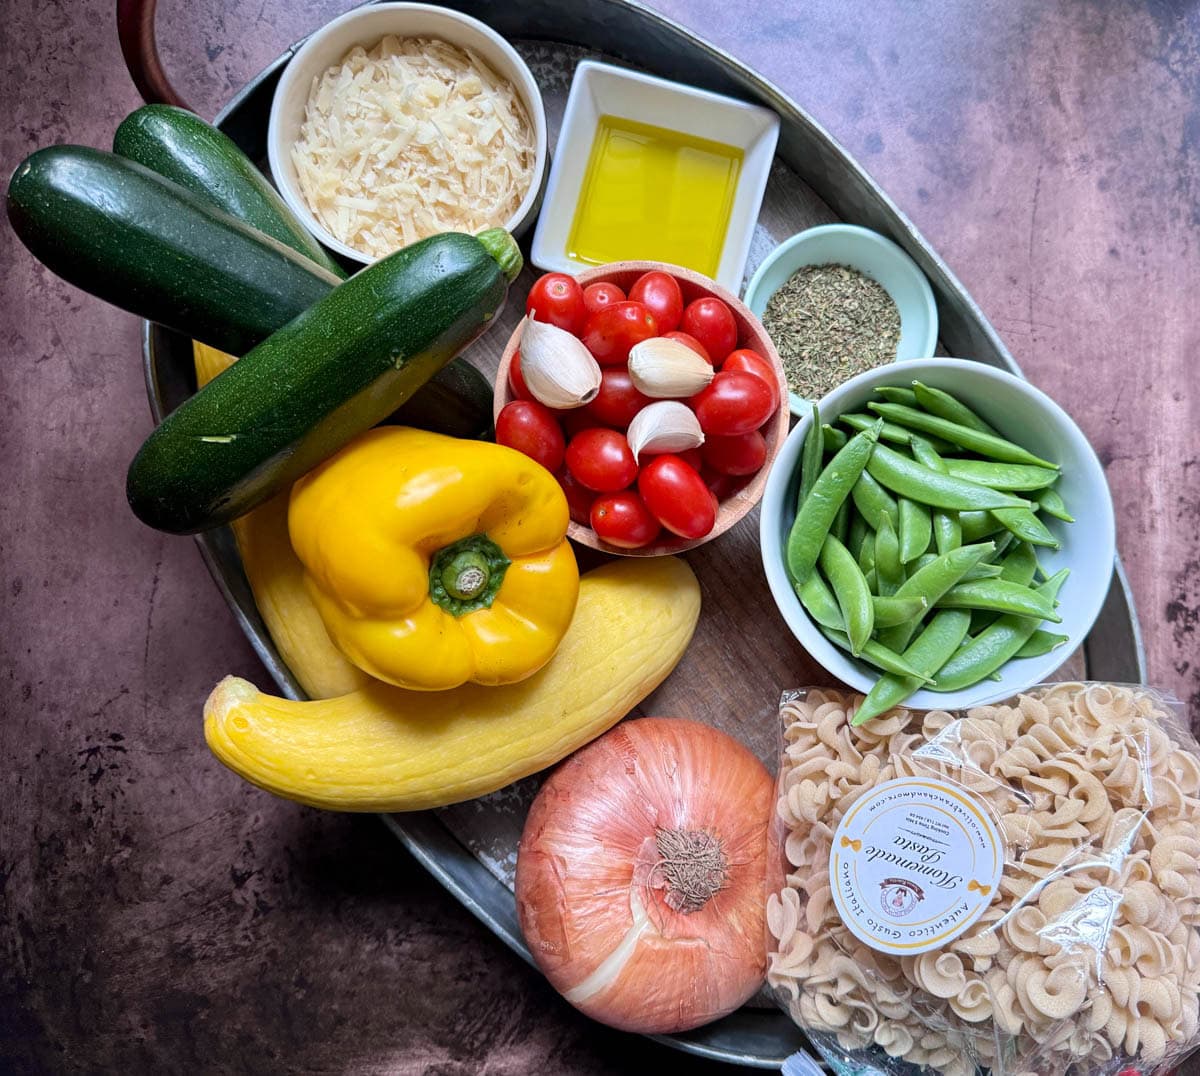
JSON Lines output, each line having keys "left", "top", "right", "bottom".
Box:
{"left": 291, "top": 36, "right": 536, "bottom": 258}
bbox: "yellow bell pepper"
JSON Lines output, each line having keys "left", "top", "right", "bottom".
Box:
{"left": 288, "top": 426, "right": 579, "bottom": 691}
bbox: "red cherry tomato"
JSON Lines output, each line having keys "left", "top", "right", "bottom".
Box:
{"left": 590, "top": 491, "right": 661, "bottom": 549}
{"left": 628, "top": 271, "right": 684, "bottom": 334}
{"left": 525, "top": 272, "right": 586, "bottom": 335}
{"left": 566, "top": 428, "right": 639, "bottom": 492}
{"left": 582, "top": 281, "right": 626, "bottom": 318}
{"left": 702, "top": 467, "right": 750, "bottom": 501}
{"left": 680, "top": 297, "right": 738, "bottom": 362}
{"left": 508, "top": 351, "right": 531, "bottom": 400}
{"left": 702, "top": 430, "right": 767, "bottom": 476}
{"left": 722, "top": 349, "right": 780, "bottom": 409}
{"left": 638, "top": 455, "right": 716, "bottom": 539}
{"left": 581, "top": 301, "right": 659, "bottom": 366}
{"left": 557, "top": 468, "right": 596, "bottom": 525}
{"left": 691, "top": 371, "right": 775, "bottom": 436}
{"left": 496, "top": 400, "right": 565, "bottom": 473}
{"left": 560, "top": 408, "right": 606, "bottom": 440}
{"left": 676, "top": 446, "right": 704, "bottom": 472}
{"left": 586, "top": 368, "right": 652, "bottom": 428}
{"left": 662, "top": 330, "right": 712, "bottom": 366}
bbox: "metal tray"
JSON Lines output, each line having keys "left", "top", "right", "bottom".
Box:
{"left": 138, "top": 0, "right": 1147, "bottom": 1067}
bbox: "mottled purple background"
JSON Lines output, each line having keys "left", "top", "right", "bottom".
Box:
{"left": 2, "top": 1, "right": 1199, "bottom": 1072}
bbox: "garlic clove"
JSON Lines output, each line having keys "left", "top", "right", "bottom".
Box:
{"left": 626, "top": 401, "right": 705, "bottom": 463}
{"left": 518, "top": 317, "right": 602, "bottom": 409}
{"left": 627, "top": 337, "right": 715, "bottom": 399}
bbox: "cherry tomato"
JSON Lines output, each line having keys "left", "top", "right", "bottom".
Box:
{"left": 721, "top": 349, "right": 780, "bottom": 409}
{"left": 508, "top": 351, "right": 531, "bottom": 400}
{"left": 691, "top": 371, "right": 775, "bottom": 436}
{"left": 590, "top": 491, "right": 661, "bottom": 549}
{"left": 557, "top": 468, "right": 596, "bottom": 525}
{"left": 663, "top": 330, "right": 712, "bottom": 365}
{"left": 676, "top": 446, "right": 705, "bottom": 472}
{"left": 628, "top": 271, "right": 683, "bottom": 334}
{"left": 566, "top": 428, "right": 639, "bottom": 492}
{"left": 581, "top": 301, "right": 659, "bottom": 366}
{"left": 680, "top": 297, "right": 737, "bottom": 363}
{"left": 586, "top": 368, "right": 652, "bottom": 428}
{"left": 560, "top": 408, "right": 606, "bottom": 440}
{"left": 496, "top": 400, "right": 565, "bottom": 473}
{"left": 638, "top": 455, "right": 716, "bottom": 539}
{"left": 582, "top": 281, "right": 626, "bottom": 318}
{"left": 525, "top": 272, "right": 586, "bottom": 335}
{"left": 702, "top": 430, "right": 767, "bottom": 476}
{"left": 702, "top": 466, "right": 749, "bottom": 502}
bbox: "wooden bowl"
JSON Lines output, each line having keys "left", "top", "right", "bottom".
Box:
{"left": 494, "top": 261, "right": 790, "bottom": 556}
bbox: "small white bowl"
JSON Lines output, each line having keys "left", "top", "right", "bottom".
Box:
{"left": 530, "top": 60, "right": 779, "bottom": 293}
{"left": 744, "top": 224, "right": 939, "bottom": 416}
{"left": 759, "top": 358, "right": 1115, "bottom": 711}
{"left": 267, "top": 2, "right": 548, "bottom": 266}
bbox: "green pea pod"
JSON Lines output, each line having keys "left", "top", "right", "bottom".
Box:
{"left": 874, "top": 514, "right": 904, "bottom": 596}
{"left": 873, "top": 594, "right": 929, "bottom": 627}
{"left": 821, "top": 627, "right": 936, "bottom": 684}
{"left": 935, "top": 579, "right": 1063, "bottom": 621}
{"left": 874, "top": 386, "right": 919, "bottom": 406}
{"left": 795, "top": 570, "right": 844, "bottom": 631}
{"left": 1014, "top": 630, "right": 1069, "bottom": 659}
{"left": 982, "top": 530, "right": 1016, "bottom": 563}
{"left": 867, "top": 444, "right": 1031, "bottom": 511}
{"left": 851, "top": 470, "right": 900, "bottom": 530}
{"left": 910, "top": 380, "right": 1000, "bottom": 436}
{"left": 822, "top": 423, "right": 848, "bottom": 453}
{"left": 912, "top": 555, "right": 999, "bottom": 581}
{"left": 832, "top": 498, "right": 851, "bottom": 544}
{"left": 943, "top": 459, "right": 1060, "bottom": 491}
{"left": 959, "top": 509, "right": 1007, "bottom": 542}
{"left": 1036, "top": 486, "right": 1075, "bottom": 523}
{"left": 998, "top": 541, "right": 1038, "bottom": 586}
{"left": 933, "top": 510, "right": 961, "bottom": 554}
{"left": 848, "top": 509, "right": 870, "bottom": 563}
{"left": 990, "top": 507, "right": 1061, "bottom": 549}
{"left": 908, "top": 434, "right": 947, "bottom": 473}
{"left": 878, "top": 541, "right": 994, "bottom": 652}
{"left": 929, "top": 569, "right": 1070, "bottom": 692}
{"left": 865, "top": 567, "right": 878, "bottom": 592}
{"left": 842, "top": 411, "right": 954, "bottom": 454}
{"left": 867, "top": 401, "right": 1058, "bottom": 468}
{"left": 852, "top": 610, "right": 973, "bottom": 726}
{"left": 857, "top": 530, "right": 876, "bottom": 577}
{"left": 819, "top": 534, "right": 874, "bottom": 655}
{"left": 785, "top": 423, "right": 881, "bottom": 585}
{"left": 898, "top": 497, "right": 933, "bottom": 563}
{"left": 798, "top": 402, "right": 823, "bottom": 509}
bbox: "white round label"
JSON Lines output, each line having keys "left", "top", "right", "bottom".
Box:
{"left": 829, "top": 776, "right": 1003, "bottom": 955}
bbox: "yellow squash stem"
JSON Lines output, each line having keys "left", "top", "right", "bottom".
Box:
{"left": 192, "top": 341, "right": 368, "bottom": 699}
{"left": 204, "top": 557, "right": 701, "bottom": 812}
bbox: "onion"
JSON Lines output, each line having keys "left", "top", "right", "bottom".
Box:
{"left": 515, "top": 717, "right": 772, "bottom": 1034}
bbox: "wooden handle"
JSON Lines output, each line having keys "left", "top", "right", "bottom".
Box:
{"left": 117, "top": 0, "right": 190, "bottom": 109}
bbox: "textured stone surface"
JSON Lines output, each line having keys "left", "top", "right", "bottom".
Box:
{"left": 2, "top": 0, "right": 1199, "bottom": 1072}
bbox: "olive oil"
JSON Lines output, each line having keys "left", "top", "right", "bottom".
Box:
{"left": 567, "top": 116, "right": 743, "bottom": 277}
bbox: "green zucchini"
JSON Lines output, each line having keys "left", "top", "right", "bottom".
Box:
{"left": 127, "top": 229, "right": 521, "bottom": 534}
{"left": 7, "top": 145, "right": 338, "bottom": 355}
{"left": 386, "top": 358, "right": 496, "bottom": 441}
{"left": 113, "top": 105, "right": 346, "bottom": 279}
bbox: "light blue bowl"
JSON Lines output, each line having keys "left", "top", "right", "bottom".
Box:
{"left": 744, "top": 224, "right": 938, "bottom": 416}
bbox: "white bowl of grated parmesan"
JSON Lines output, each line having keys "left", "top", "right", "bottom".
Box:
{"left": 268, "top": 3, "right": 547, "bottom": 265}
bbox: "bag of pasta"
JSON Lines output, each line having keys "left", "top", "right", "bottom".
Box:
{"left": 766, "top": 682, "right": 1200, "bottom": 1076}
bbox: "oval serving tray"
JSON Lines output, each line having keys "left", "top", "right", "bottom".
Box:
{"left": 138, "top": 0, "right": 1147, "bottom": 1067}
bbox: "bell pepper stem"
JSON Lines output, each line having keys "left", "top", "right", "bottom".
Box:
{"left": 429, "top": 534, "right": 511, "bottom": 616}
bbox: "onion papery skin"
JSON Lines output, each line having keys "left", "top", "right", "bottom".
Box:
{"left": 515, "top": 717, "right": 772, "bottom": 1034}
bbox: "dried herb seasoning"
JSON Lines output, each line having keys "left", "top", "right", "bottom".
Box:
{"left": 761, "top": 263, "right": 901, "bottom": 399}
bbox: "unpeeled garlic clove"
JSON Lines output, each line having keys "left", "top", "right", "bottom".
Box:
{"left": 627, "top": 338, "right": 715, "bottom": 399}
{"left": 626, "top": 401, "right": 705, "bottom": 463}
{"left": 518, "top": 317, "right": 602, "bottom": 409}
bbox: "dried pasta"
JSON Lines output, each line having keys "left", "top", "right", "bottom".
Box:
{"left": 766, "top": 683, "right": 1200, "bottom": 1075}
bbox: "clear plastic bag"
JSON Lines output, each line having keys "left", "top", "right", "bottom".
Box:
{"left": 765, "top": 683, "right": 1200, "bottom": 1076}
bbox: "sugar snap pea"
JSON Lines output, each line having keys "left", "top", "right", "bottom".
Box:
{"left": 1036, "top": 485, "right": 1075, "bottom": 523}
{"left": 872, "top": 594, "right": 930, "bottom": 627}
{"left": 867, "top": 444, "right": 1031, "bottom": 511}
{"left": 910, "top": 380, "right": 1000, "bottom": 436}
{"left": 878, "top": 541, "right": 994, "bottom": 651}
{"left": 795, "top": 570, "right": 844, "bottom": 631}
{"left": 821, "top": 627, "right": 936, "bottom": 683}
{"left": 819, "top": 534, "right": 874, "bottom": 655}
{"left": 998, "top": 541, "right": 1038, "bottom": 586}
{"left": 822, "top": 423, "right": 848, "bottom": 453}
{"left": 785, "top": 423, "right": 880, "bottom": 585}
{"left": 928, "top": 569, "right": 1069, "bottom": 692}
{"left": 867, "top": 401, "right": 1058, "bottom": 469}
{"left": 943, "top": 459, "right": 1060, "bottom": 491}
{"left": 898, "top": 497, "right": 933, "bottom": 563}
{"left": 911, "top": 553, "right": 1001, "bottom": 580}
{"left": 851, "top": 610, "right": 972, "bottom": 726}
{"left": 990, "top": 506, "right": 1061, "bottom": 549}
{"left": 857, "top": 530, "right": 876, "bottom": 578}
{"left": 934, "top": 578, "right": 1062, "bottom": 621}
{"left": 840, "top": 411, "right": 923, "bottom": 446}
{"left": 1014, "top": 630, "right": 1069, "bottom": 659}
{"left": 798, "top": 402, "right": 823, "bottom": 509}
{"left": 851, "top": 470, "right": 899, "bottom": 530}
{"left": 908, "top": 434, "right": 947, "bottom": 472}
{"left": 848, "top": 510, "right": 869, "bottom": 563}
{"left": 874, "top": 513, "right": 904, "bottom": 596}
{"left": 874, "top": 386, "right": 919, "bottom": 406}
{"left": 933, "top": 510, "right": 961, "bottom": 554}
{"left": 832, "top": 499, "right": 851, "bottom": 544}
{"left": 959, "top": 509, "right": 1008, "bottom": 542}
{"left": 980, "top": 530, "right": 1015, "bottom": 562}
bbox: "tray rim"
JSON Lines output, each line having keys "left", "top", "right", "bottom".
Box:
{"left": 142, "top": 0, "right": 1148, "bottom": 1067}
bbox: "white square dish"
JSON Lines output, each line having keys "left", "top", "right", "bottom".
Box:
{"left": 531, "top": 60, "right": 780, "bottom": 292}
